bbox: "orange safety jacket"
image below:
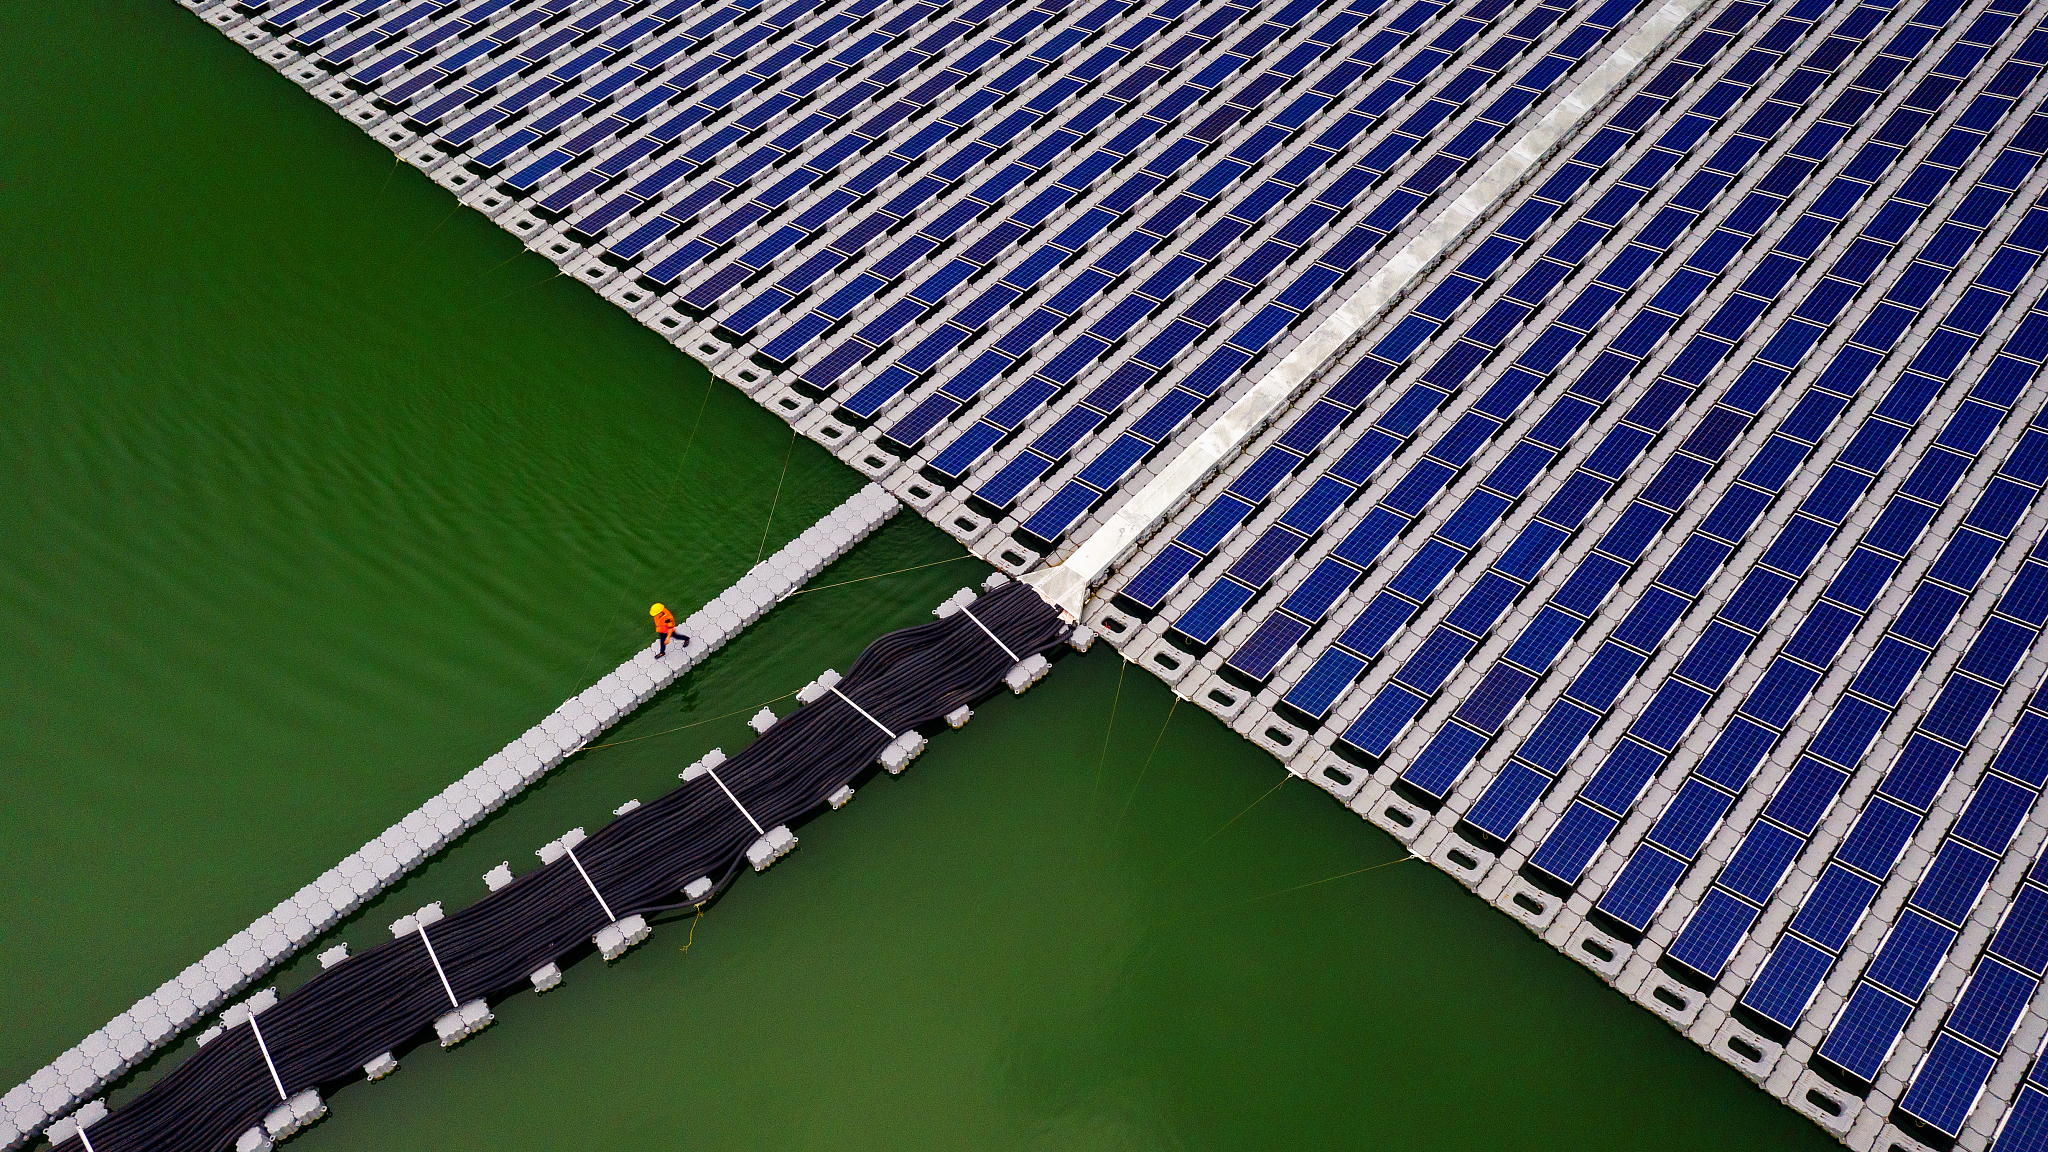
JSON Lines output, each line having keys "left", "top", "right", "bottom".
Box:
{"left": 653, "top": 608, "right": 678, "bottom": 636}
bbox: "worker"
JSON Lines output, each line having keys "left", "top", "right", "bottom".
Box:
{"left": 650, "top": 603, "right": 688, "bottom": 657}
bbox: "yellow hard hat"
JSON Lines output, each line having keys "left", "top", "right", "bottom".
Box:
{"left": 650, "top": 603, "right": 666, "bottom": 616}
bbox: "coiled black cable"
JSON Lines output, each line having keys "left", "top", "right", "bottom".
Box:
{"left": 60, "top": 582, "right": 1065, "bottom": 1152}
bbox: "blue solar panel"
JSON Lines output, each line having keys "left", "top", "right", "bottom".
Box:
{"left": 1995, "top": 1087, "right": 2048, "bottom": 1152}
{"left": 1504, "top": 607, "right": 1582, "bottom": 673}
{"left": 1949, "top": 770, "right": 2031, "bottom": 852}
{"left": 1341, "top": 686, "right": 1426, "bottom": 758}
{"left": 1741, "top": 658, "right": 1822, "bottom": 728}
{"left": 1947, "top": 958, "right": 2037, "bottom": 1052}
{"left": 1530, "top": 803, "right": 1620, "bottom": 887}
{"left": 1397, "top": 624, "right": 1476, "bottom": 694}
{"left": 1667, "top": 890, "right": 1758, "bottom": 979}
{"left": 1742, "top": 935, "right": 1835, "bottom": 1031}
{"left": 1718, "top": 821, "right": 1804, "bottom": 906}
{"left": 1283, "top": 648, "right": 1366, "bottom": 719}
{"left": 1595, "top": 844, "right": 1686, "bottom": 930}
{"left": 1176, "top": 496, "right": 1256, "bottom": 554}
{"left": 1925, "top": 674, "right": 2002, "bottom": 746}
{"left": 1790, "top": 865, "right": 1880, "bottom": 953}
{"left": 1580, "top": 740, "right": 1663, "bottom": 817}
{"left": 1867, "top": 911, "right": 1958, "bottom": 1001}
{"left": 1818, "top": 983, "right": 1914, "bottom": 1082}
{"left": 1998, "top": 713, "right": 2048, "bottom": 788}
{"left": 1995, "top": 886, "right": 2048, "bottom": 976}
{"left": 1121, "top": 545, "right": 1202, "bottom": 609}
{"left": 1337, "top": 592, "right": 1415, "bottom": 661}
{"left": 1964, "top": 617, "right": 2039, "bottom": 684}
{"left": 1835, "top": 799, "right": 1919, "bottom": 880}
{"left": 1900, "top": 1033, "right": 1997, "bottom": 1137}
{"left": 1881, "top": 734, "right": 1965, "bottom": 811}
{"left": 1911, "top": 841, "right": 2000, "bottom": 927}
{"left": 1455, "top": 664, "right": 1534, "bottom": 733}
{"left": 1464, "top": 763, "right": 1549, "bottom": 842}
{"left": 1568, "top": 643, "right": 1645, "bottom": 711}
{"left": 1694, "top": 717, "right": 1777, "bottom": 790}
{"left": 1228, "top": 613, "right": 1310, "bottom": 681}
{"left": 1400, "top": 723, "right": 1485, "bottom": 798}
{"left": 1174, "top": 578, "right": 1257, "bottom": 644}
{"left": 1763, "top": 757, "right": 1848, "bottom": 836}
{"left": 1851, "top": 637, "right": 1929, "bottom": 706}
{"left": 1648, "top": 780, "right": 1733, "bottom": 859}
{"left": 1628, "top": 681, "right": 1709, "bottom": 751}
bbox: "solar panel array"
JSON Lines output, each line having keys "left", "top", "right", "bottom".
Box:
{"left": 186, "top": 0, "right": 2048, "bottom": 1144}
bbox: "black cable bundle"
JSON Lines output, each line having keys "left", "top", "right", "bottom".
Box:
{"left": 61, "top": 582, "right": 1066, "bottom": 1152}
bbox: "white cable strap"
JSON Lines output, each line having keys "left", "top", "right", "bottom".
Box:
{"left": 700, "top": 764, "right": 766, "bottom": 835}
{"left": 561, "top": 846, "right": 618, "bottom": 922}
{"left": 829, "top": 685, "right": 896, "bottom": 739}
{"left": 75, "top": 1124, "right": 96, "bottom": 1152}
{"left": 245, "top": 1013, "right": 289, "bottom": 1102}
{"left": 415, "top": 925, "right": 461, "bottom": 1009}
{"left": 957, "top": 605, "right": 1019, "bottom": 663}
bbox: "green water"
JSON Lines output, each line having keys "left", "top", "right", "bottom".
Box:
{"left": 0, "top": 4, "right": 1834, "bottom": 1148}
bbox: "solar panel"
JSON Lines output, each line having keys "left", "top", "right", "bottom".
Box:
{"left": 1866, "top": 910, "right": 1958, "bottom": 1002}
{"left": 1882, "top": 740, "right": 1964, "bottom": 820}
{"left": 1530, "top": 803, "right": 1621, "bottom": 887}
{"left": 1510, "top": 703, "right": 1596, "bottom": 777}
{"left": 1946, "top": 958, "right": 2037, "bottom": 1052}
{"left": 1120, "top": 545, "right": 1202, "bottom": 610}
{"left": 1283, "top": 648, "right": 1367, "bottom": 719}
{"left": 1899, "top": 1033, "right": 1998, "bottom": 1138}
{"left": 1464, "top": 763, "right": 1549, "bottom": 842}
{"left": 1336, "top": 592, "right": 1416, "bottom": 662}
{"left": 1994, "top": 886, "right": 2048, "bottom": 976}
{"left": 1717, "top": 821, "right": 1803, "bottom": 906}
{"left": 1998, "top": 713, "right": 2048, "bottom": 788}
{"left": 1567, "top": 643, "right": 1646, "bottom": 712}
{"left": 1822, "top": 986, "right": 1916, "bottom": 1093}
{"left": 1173, "top": 579, "right": 1257, "bottom": 644}
{"left": 1851, "top": 637, "right": 1930, "bottom": 706}
{"left": 1954, "top": 774, "right": 2039, "bottom": 855}
{"left": 1399, "top": 722, "right": 1485, "bottom": 798}
{"left": 1740, "top": 658, "right": 1822, "bottom": 728}
{"left": 1580, "top": 740, "right": 1663, "bottom": 818}
{"left": 1667, "top": 889, "right": 1757, "bottom": 980}
{"left": 1340, "top": 685, "right": 1426, "bottom": 758}
{"left": 1742, "top": 935, "right": 1834, "bottom": 1031}
{"left": 1227, "top": 613, "right": 1311, "bottom": 681}
{"left": 1455, "top": 664, "right": 1535, "bottom": 733}
{"left": 1693, "top": 717, "right": 1777, "bottom": 791}
{"left": 1910, "top": 841, "right": 2001, "bottom": 928}
{"left": 1647, "top": 780, "right": 1733, "bottom": 859}
{"left": 1176, "top": 496, "right": 1257, "bottom": 555}
{"left": 1503, "top": 607, "right": 1582, "bottom": 673}
{"left": 1834, "top": 799, "right": 1919, "bottom": 880}
{"left": 1393, "top": 628, "right": 1475, "bottom": 694}
{"left": 1789, "top": 865, "right": 1879, "bottom": 954}
{"left": 1594, "top": 844, "right": 1686, "bottom": 931}
{"left": 1993, "top": 1087, "right": 2048, "bottom": 1152}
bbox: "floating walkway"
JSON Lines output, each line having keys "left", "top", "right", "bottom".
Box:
{"left": 38, "top": 581, "right": 1066, "bottom": 1152}
{"left": 35, "top": 0, "right": 2048, "bottom": 1146}
{"left": 0, "top": 484, "right": 899, "bottom": 1149}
